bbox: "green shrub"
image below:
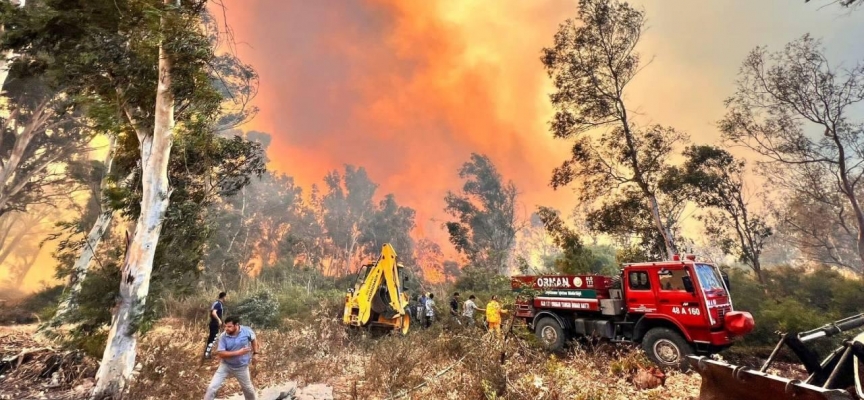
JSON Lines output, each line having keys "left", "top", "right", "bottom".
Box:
{"left": 454, "top": 265, "right": 510, "bottom": 293}
{"left": 725, "top": 265, "right": 864, "bottom": 359}
{"left": 68, "top": 331, "right": 109, "bottom": 359}
{"left": 233, "top": 289, "right": 281, "bottom": 328}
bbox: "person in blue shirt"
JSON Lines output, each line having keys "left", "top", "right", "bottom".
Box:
{"left": 204, "top": 291, "right": 226, "bottom": 359}
{"left": 204, "top": 316, "right": 259, "bottom": 400}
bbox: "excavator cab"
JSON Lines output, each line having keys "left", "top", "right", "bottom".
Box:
{"left": 342, "top": 243, "right": 410, "bottom": 335}
{"left": 690, "top": 313, "right": 864, "bottom": 400}
{"left": 348, "top": 263, "right": 376, "bottom": 294}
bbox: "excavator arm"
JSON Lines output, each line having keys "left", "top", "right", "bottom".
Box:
{"left": 343, "top": 243, "right": 410, "bottom": 334}
{"left": 354, "top": 260, "right": 384, "bottom": 325}
{"left": 381, "top": 247, "right": 407, "bottom": 317}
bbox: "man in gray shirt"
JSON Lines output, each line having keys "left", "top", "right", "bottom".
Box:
{"left": 462, "top": 295, "right": 485, "bottom": 327}
{"left": 204, "top": 316, "right": 259, "bottom": 400}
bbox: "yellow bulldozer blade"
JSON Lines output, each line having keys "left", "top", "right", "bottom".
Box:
{"left": 688, "top": 356, "right": 857, "bottom": 400}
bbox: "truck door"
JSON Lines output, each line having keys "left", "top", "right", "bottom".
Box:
{"left": 655, "top": 267, "right": 704, "bottom": 327}
{"left": 625, "top": 270, "right": 657, "bottom": 313}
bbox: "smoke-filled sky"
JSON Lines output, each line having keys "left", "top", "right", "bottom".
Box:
{"left": 213, "top": 0, "right": 864, "bottom": 257}
{"left": 215, "top": 0, "right": 864, "bottom": 246}
{"left": 12, "top": 0, "right": 864, "bottom": 291}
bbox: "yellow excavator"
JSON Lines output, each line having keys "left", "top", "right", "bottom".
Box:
{"left": 342, "top": 243, "right": 411, "bottom": 334}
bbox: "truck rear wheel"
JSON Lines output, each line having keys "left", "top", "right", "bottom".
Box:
{"left": 642, "top": 327, "right": 693, "bottom": 371}
{"left": 535, "top": 318, "right": 565, "bottom": 352}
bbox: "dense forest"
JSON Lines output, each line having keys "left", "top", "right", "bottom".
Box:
{"left": 0, "top": 0, "right": 863, "bottom": 399}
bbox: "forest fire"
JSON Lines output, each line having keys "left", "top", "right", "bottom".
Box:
{"left": 217, "top": 0, "right": 575, "bottom": 238}
{"left": 2, "top": 1, "right": 864, "bottom": 399}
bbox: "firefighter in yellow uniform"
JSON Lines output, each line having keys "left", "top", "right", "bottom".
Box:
{"left": 485, "top": 295, "right": 508, "bottom": 337}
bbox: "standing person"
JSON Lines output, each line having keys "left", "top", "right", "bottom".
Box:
{"left": 204, "top": 291, "right": 227, "bottom": 359}
{"left": 462, "top": 295, "right": 484, "bottom": 327}
{"left": 417, "top": 293, "right": 427, "bottom": 325}
{"left": 204, "top": 316, "right": 259, "bottom": 400}
{"left": 449, "top": 292, "right": 461, "bottom": 325}
{"left": 485, "top": 295, "right": 508, "bottom": 338}
{"left": 424, "top": 293, "right": 436, "bottom": 328}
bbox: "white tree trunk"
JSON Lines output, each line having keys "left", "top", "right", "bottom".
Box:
{"left": 91, "top": 2, "right": 176, "bottom": 396}
{"left": 0, "top": 0, "right": 25, "bottom": 92}
{"left": 647, "top": 195, "right": 678, "bottom": 259}
{"left": 53, "top": 210, "right": 114, "bottom": 320}
{"left": 0, "top": 50, "right": 11, "bottom": 92}
{"left": 50, "top": 138, "right": 122, "bottom": 326}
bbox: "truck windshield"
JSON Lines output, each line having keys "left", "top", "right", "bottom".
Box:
{"left": 695, "top": 263, "right": 725, "bottom": 293}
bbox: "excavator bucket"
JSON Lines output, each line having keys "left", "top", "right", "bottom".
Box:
{"left": 688, "top": 316, "right": 864, "bottom": 400}
{"left": 688, "top": 356, "right": 856, "bottom": 400}
{"left": 400, "top": 314, "right": 410, "bottom": 335}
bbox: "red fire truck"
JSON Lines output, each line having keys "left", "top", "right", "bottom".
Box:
{"left": 511, "top": 255, "right": 755, "bottom": 369}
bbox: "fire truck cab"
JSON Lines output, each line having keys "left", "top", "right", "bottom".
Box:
{"left": 511, "top": 255, "right": 755, "bottom": 370}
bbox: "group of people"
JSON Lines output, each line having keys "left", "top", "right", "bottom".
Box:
{"left": 200, "top": 290, "right": 511, "bottom": 400}
{"left": 408, "top": 291, "right": 508, "bottom": 336}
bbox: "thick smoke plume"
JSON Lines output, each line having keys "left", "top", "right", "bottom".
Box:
{"left": 218, "top": 0, "right": 576, "bottom": 248}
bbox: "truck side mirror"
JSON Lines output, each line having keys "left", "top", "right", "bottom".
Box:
{"left": 682, "top": 276, "right": 695, "bottom": 293}
{"left": 721, "top": 271, "right": 731, "bottom": 291}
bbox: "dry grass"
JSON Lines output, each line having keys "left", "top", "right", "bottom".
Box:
{"left": 1, "top": 310, "right": 707, "bottom": 400}
{"left": 122, "top": 310, "right": 704, "bottom": 400}
{"left": 0, "top": 325, "right": 98, "bottom": 400}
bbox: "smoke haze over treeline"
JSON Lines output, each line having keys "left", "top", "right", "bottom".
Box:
{"left": 4, "top": 0, "right": 864, "bottom": 292}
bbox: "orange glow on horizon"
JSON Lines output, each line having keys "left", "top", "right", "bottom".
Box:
{"left": 217, "top": 0, "right": 578, "bottom": 276}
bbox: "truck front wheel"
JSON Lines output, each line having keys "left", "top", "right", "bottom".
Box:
{"left": 535, "top": 318, "right": 565, "bottom": 352}
{"left": 642, "top": 327, "right": 693, "bottom": 371}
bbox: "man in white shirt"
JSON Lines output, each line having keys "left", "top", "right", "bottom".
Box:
{"left": 462, "top": 295, "right": 484, "bottom": 327}
{"left": 424, "top": 293, "right": 435, "bottom": 328}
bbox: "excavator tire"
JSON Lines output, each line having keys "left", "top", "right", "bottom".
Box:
{"left": 372, "top": 287, "right": 399, "bottom": 319}
{"left": 535, "top": 317, "right": 566, "bottom": 352}
{"left": 642, "top": 327, "right": 692, "bottom": 371}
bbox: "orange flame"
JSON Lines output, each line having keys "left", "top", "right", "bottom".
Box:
{"left": 217, "top": 0, "right": 577, "bottom": 279}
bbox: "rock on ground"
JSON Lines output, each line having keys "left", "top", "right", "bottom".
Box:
{"left": 222, "top": 382, "right": 333, "bottom": 400}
